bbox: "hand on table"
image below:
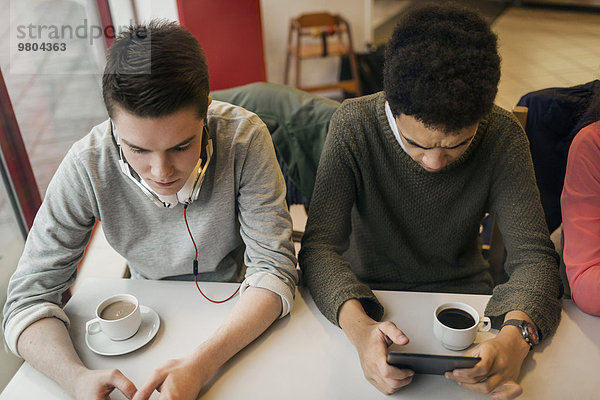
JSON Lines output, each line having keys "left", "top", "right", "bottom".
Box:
{"left": 339, "top": 300, "right": 414, "bottom": 395}
{"left": 356, "top": 320, "right": 415, "bottom": 394}
{"left": 73, "top": 368, "right": 137, "bottom": 400}
{"left": 132, "top": 355, "right": 210, "bottom": 400}
{"left": 132, "top": 287, "right": 282, "bottom": 400}
{"left": 445, "top": 326, "right": 530, "bottom": 400}
{"left": 17, "top": 318, "right": 138, "bottom": 400}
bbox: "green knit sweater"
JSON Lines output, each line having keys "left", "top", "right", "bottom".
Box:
{"left": 299, "top": 92, "right": 562, "bottom": 339}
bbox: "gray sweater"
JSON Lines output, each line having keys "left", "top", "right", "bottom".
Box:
{"left": 3, "top": 100, "right": 298, "bottom": 355}
{"left": 299, "top": 92, "right": 562, "bottom": 339}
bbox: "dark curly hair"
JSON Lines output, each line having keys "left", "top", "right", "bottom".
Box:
{"left": 383, "top": 3, "right": 501, "bottom": 133}
{"left": 102, "top": 20, "right": 210, "bottom": 120}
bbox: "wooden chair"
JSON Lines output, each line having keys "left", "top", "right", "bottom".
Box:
{"left": 284, "top": 12, "right": 360, "bottom": 96}
{"left": 512, "top": 105, "right": 528, "bottom": 130}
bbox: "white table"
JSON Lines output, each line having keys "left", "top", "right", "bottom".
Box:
{"left": 2, "top": 278, "right": 599, "bottom": 399}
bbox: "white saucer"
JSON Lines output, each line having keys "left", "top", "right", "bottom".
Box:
{"left": 86, "top": 305, "right": 160, "bottom": 356}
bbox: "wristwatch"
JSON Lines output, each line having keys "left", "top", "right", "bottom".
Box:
{"left": 500, "top": 319, "right": 539, "bottom": 350}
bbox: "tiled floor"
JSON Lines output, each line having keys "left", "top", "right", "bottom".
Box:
{"left": 493, "top": 6, "right": 600, "bottom": 110}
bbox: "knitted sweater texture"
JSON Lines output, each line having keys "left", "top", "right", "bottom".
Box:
{"left": 299, "top": 92, "right": 562, "bottom": 339}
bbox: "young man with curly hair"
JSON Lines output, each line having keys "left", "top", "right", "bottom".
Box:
{"left": 299, "top": 4, "right": 561, "bottom": 399}
{"left": 3, "top": 21, "right": 297, "bottom": 399}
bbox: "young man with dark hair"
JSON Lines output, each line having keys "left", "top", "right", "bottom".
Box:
{"left": 299, "top": 4, "right": 561, "bottom": 399}
{"left": 3, "top": 21, "right": 297, "bottom": 400}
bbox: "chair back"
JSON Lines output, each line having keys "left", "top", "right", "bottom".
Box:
{"left": 284, "top": 12, "right": 360, "bottom": 96}
{"left": 294, "top": 12, "right": 342, "bottom": 28}
{"left": 516, "top": 80, "right": 600, "bottom": 233}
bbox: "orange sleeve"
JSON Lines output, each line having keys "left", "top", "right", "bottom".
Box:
{"left": 561, "top": 121, "right": 600, "bottom": 316}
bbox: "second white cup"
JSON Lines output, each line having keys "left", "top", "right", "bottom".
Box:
{"left": 433, "top": 301, "right": 491, "bottom": 351}
{"left": 85, "top": 293, "right": 141, "bottom": 341}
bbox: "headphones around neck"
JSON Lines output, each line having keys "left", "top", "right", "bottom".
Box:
{"left": 110, "top": 120, "right": 213, "bottom": 208}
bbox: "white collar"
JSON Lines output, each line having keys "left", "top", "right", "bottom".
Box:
{"left": 385, "top": 101, "right": 408, "bottom": 154}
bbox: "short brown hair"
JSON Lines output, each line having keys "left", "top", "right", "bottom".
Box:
{"left": 102, "top": 20, "right": 210, "bottom": 120}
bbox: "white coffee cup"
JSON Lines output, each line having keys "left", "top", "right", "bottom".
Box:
{"left": 86, "top": 294, "right": 141, "bottom": 341}
{"left": 433, "top": 302, "right": 491, "bottom": 351}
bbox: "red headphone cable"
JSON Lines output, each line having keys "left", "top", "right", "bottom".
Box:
{"left": 183, "top": 204, "right": 240, "bottom": 303}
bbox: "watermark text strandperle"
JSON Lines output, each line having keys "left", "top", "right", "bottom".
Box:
{"left": 15, "top": 19, "right": 137, "bottom": 46}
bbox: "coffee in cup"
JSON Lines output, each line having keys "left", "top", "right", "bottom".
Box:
{"left": 86, "top": 294, "right": 141, "bottom": 341}
{"left": 100, "top": 300, "right": 137, "bottom": 321}
{"left": 436, "top": 308, "right": 476, "bottom": 329}
{"left": 433, "top": 302, "right": 491, "bottom": 351}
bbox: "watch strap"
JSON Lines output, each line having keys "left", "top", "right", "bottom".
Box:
{"left": 500, "top": 319, "right": 538, "bottom": 350}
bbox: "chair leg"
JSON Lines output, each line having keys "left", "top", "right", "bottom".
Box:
{"left": 284, "top": 24, "right": 294, "bottom": 85}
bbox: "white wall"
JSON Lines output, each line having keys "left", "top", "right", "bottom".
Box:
{"left": 134, "top": 0, "right": 179, "bottom": 23}
{"left": 106, "top": 0, "right": 373, "bottom": 86}
{"left": 108, "top": 0, "right": 179, "bottom": 28}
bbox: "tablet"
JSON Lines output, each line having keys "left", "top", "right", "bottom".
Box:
{"left": 387, "top": 351, "right": 481, "bottom": 375}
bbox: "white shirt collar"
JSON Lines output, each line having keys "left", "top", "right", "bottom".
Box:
{"left": 385, "top": 101, "right": 408, "bottom": 154}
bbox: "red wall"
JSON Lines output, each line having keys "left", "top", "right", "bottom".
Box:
{"left": 177, "top": 0, "right": 266, "bottom": 91}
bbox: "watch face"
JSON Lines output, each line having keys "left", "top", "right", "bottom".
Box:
{"left": 525, "top": 323, "right": 539, "bottom": 345}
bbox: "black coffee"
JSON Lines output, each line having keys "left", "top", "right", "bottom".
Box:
{"left": 437, "top": 308, "right": 475, "bottom": 329}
